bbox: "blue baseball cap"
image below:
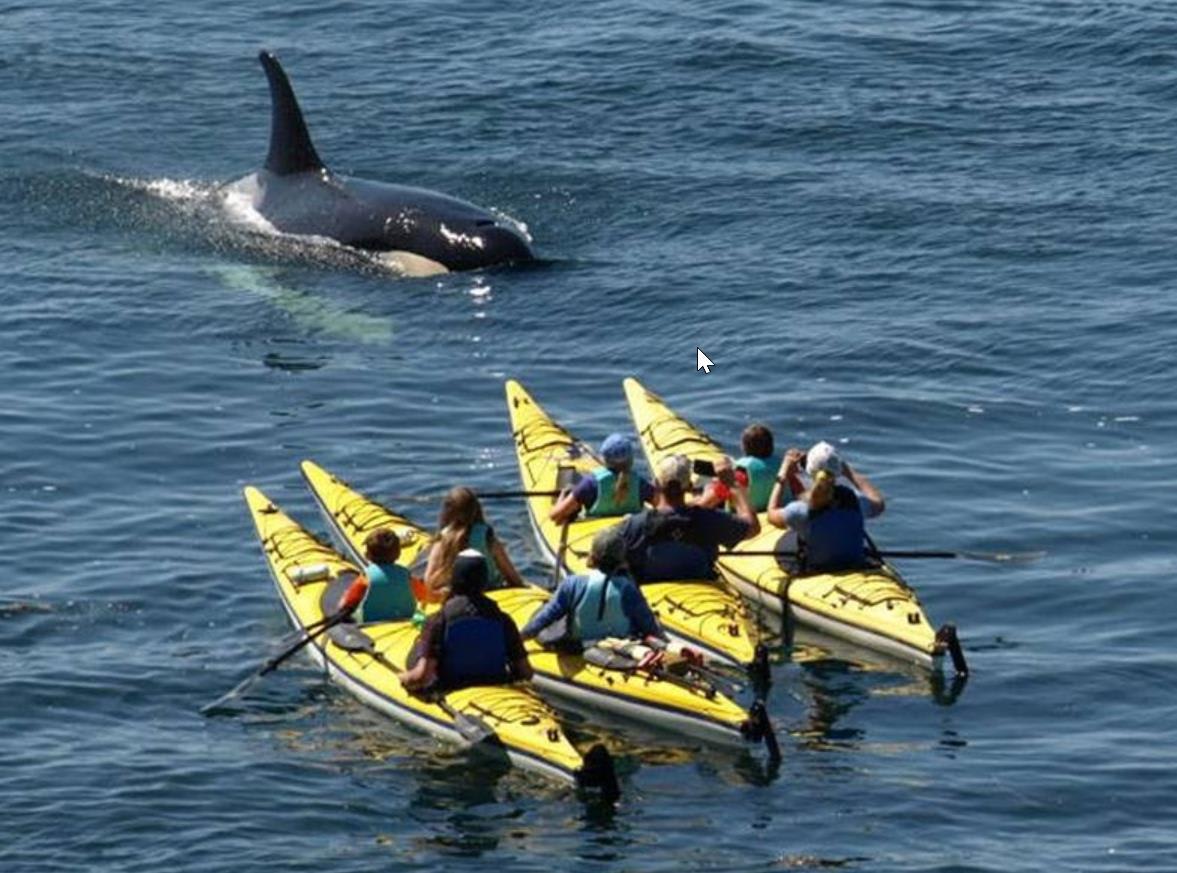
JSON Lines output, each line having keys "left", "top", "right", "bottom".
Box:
{"left": 599, "top": 433, "right": 634, "bottom": 470}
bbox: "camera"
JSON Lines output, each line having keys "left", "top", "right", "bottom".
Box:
{"left": 691, "top": 458, "right": 716, "bottom": 477}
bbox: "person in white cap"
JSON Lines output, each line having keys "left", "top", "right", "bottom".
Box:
{"left": 766, "top": 441, "right": 885, "bottom": 572}
{"left": 616, "top": 452, "right": 760, "bottom": 583}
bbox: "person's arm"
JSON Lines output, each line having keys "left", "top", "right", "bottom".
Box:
{"left": 549, "top": 492, "right": 581, "bottom": 524}
{"left": 768, "top": 448, "right": 805, "bottom": 529}
{"left": 399, "top": 616, "right": 442, "bottom": 688}
{"left": 695, "top": 476, "right": 727, "bottom": 509}
{"left": 843, "top": 461, "right": 885, "bottom": 517}
{"left": 622, "top": 582, "right": 666, "bottom": 641}
{"left": 520, "top": 580, "right": 577, "bottom": 639}
{"left": 715, "top": 457, "right": 760, "bottom": 539}
{"left": 503, "top": 617, "right": 534, "bottom": 681}
{"left": 397, "top": 655, "right": 437, "bottom": 690}
{"left": 489, "top": 533, "right": 526, "bottom": 588}
{"left": 549, "top": 478, "right": 595, "bottom": 524}
{"left": 423, "top": 542, "right": 448, "bottom": 595}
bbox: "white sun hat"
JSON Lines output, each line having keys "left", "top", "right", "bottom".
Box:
{"left": 805, "top": 441, "right": 843, "bottom": 478}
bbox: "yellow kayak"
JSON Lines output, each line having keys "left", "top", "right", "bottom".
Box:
{"left": 503, "top": 380, "right": 762, "bottom": 669}
{"left": 623, "top": 376, "right": 954, "bottom": 669}
{"left": 300, "top": 461, "right": 776, "bottom": 750}
{"left": 242, "top": 485, "right": 618, "bottom": 793}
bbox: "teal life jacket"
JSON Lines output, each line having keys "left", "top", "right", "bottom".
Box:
{"left": 572, "top": 570, "right": 632, "bottom": 642}
{"left": 586, "top": 467, "right": 642, "bottom": 517}
{"left": 466, "top": 522, "right": 504, "bottom": 588}
{"left": 735, "top": 454, "right": 779, "bottom": 512}
{"left": 359, "top": 562, "right": 416, "bottom": 622}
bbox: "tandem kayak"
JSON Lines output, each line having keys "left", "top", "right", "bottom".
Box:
{"left": 622, "top": 377, "right": 959, "bottom": 670}
{"left": 299, "top": 461, "right": 778, "bottom": 752}
{"left": 503, "top": 379, "right": 763, "bottom": 671}
{"left": 242, "top": 485, "right": 619, "bottom": 795}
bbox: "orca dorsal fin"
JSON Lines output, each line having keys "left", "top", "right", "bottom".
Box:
{"left": 258, "top": 51, "right": 325, "bottom": 176}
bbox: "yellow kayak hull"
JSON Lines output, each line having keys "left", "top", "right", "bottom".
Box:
{"left": 622, "top": 377, "right": 944, "bottom": 667}
{"left": 242, "top": 485, "right": 599, "bottom": 786}
{"left": 299, "top": 461, "right": 758, "bottom": 745}
{"left": 504, "top": 379, "right": 760, "bottom": 668}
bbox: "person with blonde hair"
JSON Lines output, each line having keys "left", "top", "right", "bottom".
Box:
{"left": 767, "top": 441, "right": 886, "bottom": 572}
{"left": 549, "top": 433, "right": 654, "bottom": 524}
{"left": 423, "top": 487, "right": 524, "bottom": 595}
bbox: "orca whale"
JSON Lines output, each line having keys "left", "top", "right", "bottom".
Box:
{"left": 245, "top": 51, "right": 534, "bottom": 275}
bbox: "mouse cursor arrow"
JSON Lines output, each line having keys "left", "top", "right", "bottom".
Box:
{"left": 697, "top": 347, "right": 714, "bottom": 374}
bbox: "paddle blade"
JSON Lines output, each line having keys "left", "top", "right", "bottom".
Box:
{"left": 962, "top": 549, "right": 1045, "bottom": 564}
{"left": 443, "top": 702, "right": 498, "bottom": 746}
{"left": 577, "top": 743, "right": 621, "bottom": 804}
{"left": 199, "top": 673, "right": 263, "bottom": 716}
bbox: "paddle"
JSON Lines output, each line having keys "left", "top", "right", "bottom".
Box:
{"left": 201, "top": 575, "right": 369, "bottom": 715}
{"left": 552, "top": 521, "right": 570, "bottom": 588}
{"left": 378, "top": 489, "right": 563, "bottom": 505}
{"left": 722, "top": 548, "right": 1043, "bottom": 564}
{"left": 433, "top": 698, "right": 499, "bottom": 746}
{"left": 350, "top": 643, "right": 499, "bottom": 746}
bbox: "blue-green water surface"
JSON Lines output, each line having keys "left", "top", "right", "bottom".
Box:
{"left": 2, "top": 2, "right": 1175, "bottom": 870}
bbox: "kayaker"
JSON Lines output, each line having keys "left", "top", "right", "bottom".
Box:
{"left": 766, "top": 441, "right": 886, "bottom": 572}
{"left": 521, "top": 527, "right": 665, "bottom": 646}
{"left": 617, "top": 453, "right": 760, "bottom": 583}
{"left": 549, "top": 433, "right": 654, "bottom": 524}
{"left": 424, "top": 486, "right": 525, "bottom": 595}
{"left": 734, "top": 423, "right": 782, "bottom": 512}
{"left": 357, "top": 528, "right": 417, "bottom": 622}
{"left": 696, "top": 423, "right": 781, "bottom": 513}
{"left": 399, "top": 549, "right": 533, "bottom": 692}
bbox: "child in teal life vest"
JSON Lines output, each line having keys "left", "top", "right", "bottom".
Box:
{"left": 733, "top": 423, "right": 781, "bottom": 512}
{"left": 358, "top": 528, "right": 418, "bottom": 623}
{"left": 696, "top": 423, "right": 782, "bottom": 513}
{"left": 549, "top": 433, "right": 655, "bottom": 525}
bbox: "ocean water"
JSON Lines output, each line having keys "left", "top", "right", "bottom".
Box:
{"left": 2, "top": 1, "right": 1176, "bottom": 870}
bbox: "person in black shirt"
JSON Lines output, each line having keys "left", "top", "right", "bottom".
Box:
{"left": 399, "top": 549, "right": 533, "bottom": 692}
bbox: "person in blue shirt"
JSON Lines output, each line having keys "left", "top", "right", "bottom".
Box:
{"left": 521, "top": 528, "right": 664, "bottom": 646}
{"left": 766, "top": 441, "right": 886, "bottom": 572}
{"left": 617, "top": 453, "right": 760, "bottom": 583}
{"left": 357, "top": 528, "right": 418, "bottom": 622}
{"left": 549, "top": 433, "right": 655, "bottom": 524}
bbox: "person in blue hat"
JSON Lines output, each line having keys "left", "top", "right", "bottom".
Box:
{"left": 549, "top": 433, "right": 655, "bottom": 524}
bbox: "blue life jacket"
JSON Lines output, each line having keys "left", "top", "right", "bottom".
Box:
{"left": 572, "top": 571, "right": 632, "bottom": 642}
{"left": 438, "top": 615, "right": 509, "bottom": 688}
{"left": 587, "top": 467, "right": 642, "bottom": 517}
{"left": 359, "top": 562, "right": 416, "bottom": 622}
{"left": 735, "top": 454, "right": 779, "bottom": 513}
{"left": 466, "top": 522, "right": 504, "bottom": 588}
{"left": 636, "top": 509, "right": 716, "bottom": 582}
{"left": 803, "top": 485, "right": 867, "bottom": 571}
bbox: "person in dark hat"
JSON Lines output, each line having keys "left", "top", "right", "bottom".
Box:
{"left": 399, "top": 549, "right": 533, "bottom": 692}
{"left": 550, "top": 433, "right": 655, "bottom": 524}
